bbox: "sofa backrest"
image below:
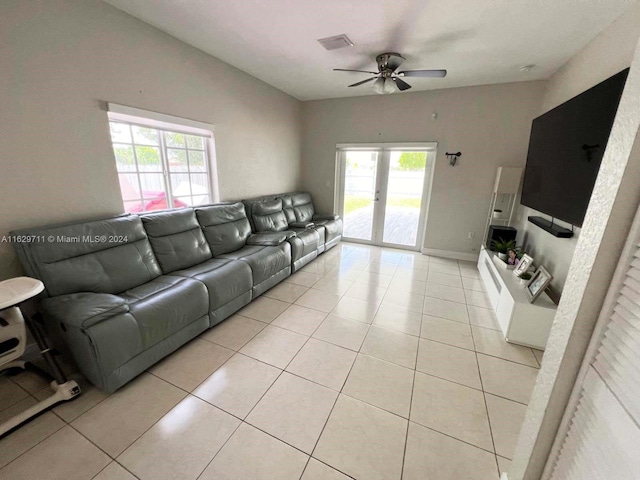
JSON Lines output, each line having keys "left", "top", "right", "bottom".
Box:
{"left": 280, "top": 192, "right": 315, "bottom": 223}
{"left": 250, "top": 199, "right": 289, "bottom": 232}
{"left": 195, "top": 202, "right": 251, "bottom": 256}
{"left": 140, "top": 209, "right": 212, "bottom": 273}
{"left": 11, "top": 215, "right": 161, "bottom": 297}
{"left": 278, "top": 195, "right": 297, "bottom": 224}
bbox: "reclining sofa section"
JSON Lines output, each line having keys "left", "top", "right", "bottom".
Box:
{"left": 244, "top": 192, "right": 343, "bottom": 273}
{"left": 11, "top": 192, "right": 341, "bottom": 393}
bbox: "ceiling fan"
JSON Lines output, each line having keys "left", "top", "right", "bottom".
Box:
{"left": 334, "top": 52, "right": 446, "bottom": 94}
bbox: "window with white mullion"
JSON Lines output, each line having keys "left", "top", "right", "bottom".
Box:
{"left": 108, "top": 113, "right": 215, "bottom": 213}
{"left": 129, "top": 124, "right": 147, "bottom": 208}
{"left": 157, "top": 130, "right": 175, "bottom": 210}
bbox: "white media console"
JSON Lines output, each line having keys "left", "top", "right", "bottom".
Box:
{"left": 477, "top": 246, "right": 557, "bottom": 350}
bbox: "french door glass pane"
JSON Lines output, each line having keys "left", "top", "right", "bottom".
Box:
{"left": 342, "top": 151, "right": 378, "bottom": 241}
{"left": 382, "top": 151, "right": 427, "bottom": 246}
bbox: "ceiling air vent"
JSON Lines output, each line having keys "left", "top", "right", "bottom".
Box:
{"left": 318, "top": 34, "right": 354, "bottom": 51}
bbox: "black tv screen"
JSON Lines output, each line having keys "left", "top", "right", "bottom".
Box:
{"left": 521, "top": 68, "right": 629, "bottom": 227}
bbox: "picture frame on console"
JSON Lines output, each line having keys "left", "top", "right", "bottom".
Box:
{"left": 513, "top": 254, "right": 534, "bottom": 278}
{"left": 525, "top": 266, "right": 553, "bottom": 303}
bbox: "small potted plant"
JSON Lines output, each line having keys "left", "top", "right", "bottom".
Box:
{"left": 520, "top": 272, "right": 532, "bottom": 284}
{"left": 491, "top": 237, "right": 517, "bottom": 261}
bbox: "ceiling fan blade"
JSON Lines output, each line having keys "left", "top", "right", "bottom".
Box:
{"left": 348, "top": 77, "right": 378, "bottom": 88}
{"left": 398, "top": 69, "right": 447, "bottom": 78}
{"left": 334, "top": 68, "right": 379, "bottom": 74}
{"left": 386, "top": 54, "right": 405, "bottom": 72}
{"left": 393, "top": 77, "right": 412, "bottom": 91}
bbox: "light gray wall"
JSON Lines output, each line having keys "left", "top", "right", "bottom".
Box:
{"left": 0, "top": 0, "right": 302, "bottom": 280}
{"left": 512, "top": 11, "right": 640, "bottom": 480}
{"left": 301, "top": 81, "right": 545, "bottom": 255}
{"left": 513, "top": 3, "right": 640, "bottom": 295}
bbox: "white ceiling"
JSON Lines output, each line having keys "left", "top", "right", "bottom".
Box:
{"left": 103, "top": 0, "right": 634, "bottom": 101}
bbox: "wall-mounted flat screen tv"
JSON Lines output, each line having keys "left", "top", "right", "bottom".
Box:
{"left": 521, "top": 68, "right": 629, "bottom": 227}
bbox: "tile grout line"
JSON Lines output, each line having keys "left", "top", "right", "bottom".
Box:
{"left": 399, "top": 299, "right": 423, "bottom": 480}
{"left": 465, "top": 287, "right": 502, "bottom": 478}
{"left": 292, "top": 245, "right": 367, "bottom": 478}
{"left": 193, "top": 248, "right": 359, "bottom": 480}
{"left": 306, "top": 254, "right": 389, "bottom": 476}
{"left": 237, "top": 292, "right": 338, "bottom": 478}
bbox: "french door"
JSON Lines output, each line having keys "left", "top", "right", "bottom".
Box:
{"left": 336, "top": 143, "right": 436, "bottom": 251}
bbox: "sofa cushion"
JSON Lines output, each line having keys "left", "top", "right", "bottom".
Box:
{"left": 252, "top": 199, "right": 289, "bottom": 232}
{"left": 279, "top": 195, "right": 297, "bottom": 224}
{"left": 288, "top": 228, "right": 320, "bottom": 262}
{"left": 141, "top": 209, "right": 212, "bottom": 273}
{"left": 196, "top": 202, "right": 252, "bottom": 256}
{"left": 291, "top": 192, "right": 315, "bottom": 223}
{"left": 173, "top": 258, "right": 253, "bottom": 315}
{"left": 119, "top": 275, "right": 209, "bottom": 349}
{"left": 315, "top": 218, "right": 343, "bottom": 244}
{"left": 11, "top": 215, "right": 161, "bottom": 296}
{"left": 219, "top": 243, "right": 291, "bottom": 286}
{"left": 41, "top": 293, "right": 143, "bottom": 378}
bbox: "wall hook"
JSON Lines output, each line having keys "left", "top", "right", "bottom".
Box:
{"left": 446, "top": 152, "right": 462, "bottom": 166}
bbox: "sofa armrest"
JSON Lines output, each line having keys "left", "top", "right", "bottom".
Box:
{"left": 41, "top": 293, "right": 129, "bottom": 329}
{"left": 290, "top": 221, "right": 315, "bottom": 229}
{"left": 313, "top": 213, "right": 340, "bottom": 221}
{"left": 246, "top": 232, "right": 293, "bottom": 246}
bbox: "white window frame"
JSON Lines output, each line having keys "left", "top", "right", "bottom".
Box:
{"left": 107, "top": 103, "right": 220, "bottom": 213}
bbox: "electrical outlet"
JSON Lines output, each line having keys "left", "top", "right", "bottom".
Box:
{"left": 468, "top": 232, "right": 475, "bottom": 239}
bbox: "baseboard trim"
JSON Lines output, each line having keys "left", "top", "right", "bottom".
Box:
{"left": 422, "top": 248, "right": 479, "bottom": 263}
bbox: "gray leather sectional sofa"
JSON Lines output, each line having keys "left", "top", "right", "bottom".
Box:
{"left": 11, "top": 192, "right": 342, "bottom": 393}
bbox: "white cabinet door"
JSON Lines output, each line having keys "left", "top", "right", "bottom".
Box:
{"left": 496, "top": 293, "right": 514, "bottom": 337}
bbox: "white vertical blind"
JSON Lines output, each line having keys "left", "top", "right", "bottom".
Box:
{"left": 550, "top": 243, "right": 640, "bottom": 479}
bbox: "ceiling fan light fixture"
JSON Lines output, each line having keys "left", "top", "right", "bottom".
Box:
{"left": 383, "top": 78, "right": 399, "bottom": 94}
{"left": 336, "top": 52, "right": 445, "bottom": 93}
{"left": 372, "top": 77, "right": 385, "bottom": 95}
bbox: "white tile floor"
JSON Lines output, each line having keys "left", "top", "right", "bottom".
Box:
{"left": 0, "top": 243, "right": 543, "bottom": 480}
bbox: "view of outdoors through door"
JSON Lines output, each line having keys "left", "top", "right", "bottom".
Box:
{"left": 342, "top": 151, "right": 379, "bottom": 241}
{"left": 383, "top": 151, "right": 428, "bottom": 246}
{"left": 340, "top": 146, "right": 432, "bottom": 250}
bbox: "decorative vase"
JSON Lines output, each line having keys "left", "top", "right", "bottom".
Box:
{"left": 493, "top": 209, "right": 503, "bottom": 219}
{"left": 498, "top": 252, "right": 507, "bottom": 261}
